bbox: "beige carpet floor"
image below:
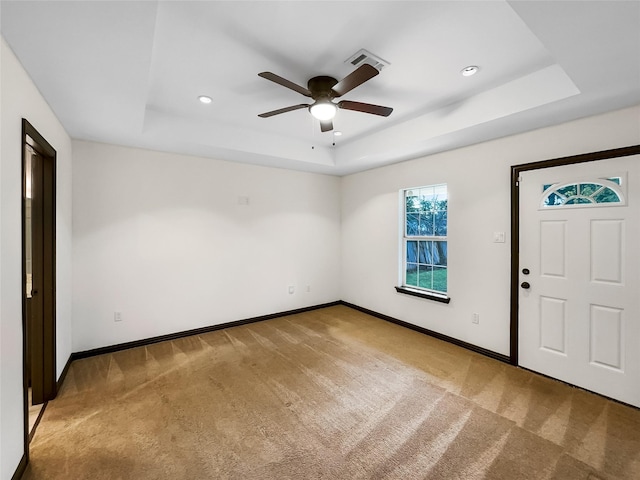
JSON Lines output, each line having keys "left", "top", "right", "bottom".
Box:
{"left": 23, "top": 305, "right": 640, "bottom": 479}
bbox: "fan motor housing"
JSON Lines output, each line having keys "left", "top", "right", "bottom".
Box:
{"left": 308, "top": 76, "right": 338, "bottom": 98}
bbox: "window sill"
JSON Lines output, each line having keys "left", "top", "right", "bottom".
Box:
{"left": 395, "top": 286, "right": 451, "bottom": 304}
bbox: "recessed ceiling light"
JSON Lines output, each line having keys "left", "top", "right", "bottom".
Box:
{"left": 198, "top": 95, "right": 213, "bottom": 104}
{"left": 334, "top": 131, "right": 343, "bottom": 136}
{"left": 461, "top": 65, "right": 479, "bottom": 77}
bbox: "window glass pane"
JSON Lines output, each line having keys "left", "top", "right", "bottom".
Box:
{"left": 433, "top": 241, "right": 447, "bottom": 266}
{"left": 405, "top": 263, "right": 419, "bottom": 287}
{"left": 418, "top": 241, "right": 432, "bottom": 264}
{"left": 435, "top": 211, "right": 447, "bottom": 236}
{"left": 607, "top": 177, "right": 621, "bottom": 185}
{"left": 418, "top": 264, "right": 433, "bottom": 290}
{"left": 557, "top": 184, "right": 578, "bottom": 197}
{"left": 592, "top": 187, "right": 621, "bottom": 203}
{"left": 419, "top": 186, "right": 436, "bottom": 204}
{"left": 543, "top": 192, "right": 563, "bottom": 206}
{"left": 406, "top": 241, "right": 418, "bottom": 263}
{"left": 565, "top": 197, "right": 592, "bottom": 205}
{"left": 420, "top": 200, "right": 433, "bottom": 214}
{"left": 579, "top": 183, "right": 600, "bottom": 196}
{"left": 419, "top": 211, "right": 434, "bottom": 236}
{"left": 433, "top": 184, "right": 447, "bottom": 203}
{"left": 406, "top": 213, "right": 419, "bottom": 236}
{"left": 433, "top": 267, "right": 447, "bottom": 292}
{"left": 405, "top": 191, "right": 420, "bottom": 212}
{"left": 434, "top": 198, "right": 448, "bottom": 212}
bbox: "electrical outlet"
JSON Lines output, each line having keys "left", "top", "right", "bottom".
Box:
{"left": 114, "top": 311, "right": 122, "bottom": 322}
{"left": 306, "top": 285, "right": 311, "bottom": 292}
{"left": 288, "top": 285, "right": 295, "bottom": 294}
{"left": 472, "top": 313, "right": 479, "bottom": 324}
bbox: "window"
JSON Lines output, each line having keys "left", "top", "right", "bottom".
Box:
{"left": 541, "top": 177, "right": 625, "bottom": 208}
{"left": 397, "top": 184, "right": 449, "bottom": 303}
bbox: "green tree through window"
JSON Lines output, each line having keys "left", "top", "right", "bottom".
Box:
{"left": 402, "top": 184, "right": 447, "bottom": 293}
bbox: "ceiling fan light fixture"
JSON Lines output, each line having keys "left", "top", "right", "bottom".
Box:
{"left": 309, "top": 100, "right": 337, "bottom": 121}
{"left": 257, "top": 64, "right": 392, "bottom": 131}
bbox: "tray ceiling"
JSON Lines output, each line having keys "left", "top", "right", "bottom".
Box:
{"left": 2, "top": 1, "right": 639, "bottom": 175}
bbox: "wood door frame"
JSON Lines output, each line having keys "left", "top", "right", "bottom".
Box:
{"left": 21, "top": 119, "right": 57, "bottom": 456}
{"left": 509, "top": 144, "right": 640, "bottom": 365}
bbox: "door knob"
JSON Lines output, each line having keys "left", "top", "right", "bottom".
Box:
{"left": 520, "top": 282, "right": 530, "bottom": 289}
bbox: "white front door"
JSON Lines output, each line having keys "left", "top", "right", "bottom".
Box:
{"left": 518, "top": 155, "right": 640, "bottom": 407}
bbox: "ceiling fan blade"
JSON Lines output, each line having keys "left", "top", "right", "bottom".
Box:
{"left": 258, "top": 104, "right": 309, "bottom": 118}
{"left": 258, "top": 72, "right": 312, "bottom": 97}
{"left": 320, "top": 119, "right": 333, "bottom": 132}
{"left": 331, "top": 64, "right": 379, "bottom": 97}
{"left": 338, "top": 100, "right": 393, "bottom": 117}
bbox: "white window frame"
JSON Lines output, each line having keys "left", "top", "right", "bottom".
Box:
{"left": 397, "top": 184, "right": 450, "bottom": 303}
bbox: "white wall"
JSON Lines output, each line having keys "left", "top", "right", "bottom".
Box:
{"left": 72, "top": 141, "right": 341, "bottom": 352}
{"left": 341, "top": 105, "right": 640, "bottom": 356}
{"left": 0, "top": 38, "right": 73, "bottom": 480}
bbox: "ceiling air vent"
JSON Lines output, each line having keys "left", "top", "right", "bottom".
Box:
{"left": 345, "top": 48, "right": 390, "bottom": 71}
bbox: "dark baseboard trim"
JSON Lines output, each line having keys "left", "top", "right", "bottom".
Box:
{"left": 57, "top": 354, "right": 73, "bottom": 391}
{"left": 28, "top": 402, "right": 48, "bottom": 443}
{"left": 71, "top": 301, "right": 341, "bottom": 360}
{"left": 11, "top": 453, "right": 27, "bottom": 480}
{"left": 340, "top": 301, "right": 511, "bottom": 364}
{"left": 66, "top": 298, "right": 508, "bottom": 374}
{"left": 21, "top": 354, "right": 72, "bottom": 452}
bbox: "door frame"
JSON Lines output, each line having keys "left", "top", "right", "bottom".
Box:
{"left": 21, "top": 119, "right": 57, "bottom": 454}
{"left": 509, "top": 144, "right": 640, "bottom": 365}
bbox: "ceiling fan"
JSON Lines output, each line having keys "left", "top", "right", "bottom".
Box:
{"left": 257, "top": 64, "right": 393, "bottom": 132}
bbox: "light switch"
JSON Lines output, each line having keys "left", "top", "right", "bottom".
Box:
{"left": 493, "top": 232, "right": 505, "bottom": 243}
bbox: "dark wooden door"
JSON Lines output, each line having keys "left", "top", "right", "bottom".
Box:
{"left": 24, "top": 147, "right": 56, "bottom": 405}
{"left": 29, "top": 152, "right": 45, "bottom": 404}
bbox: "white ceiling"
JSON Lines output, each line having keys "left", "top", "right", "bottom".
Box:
{"left": 2, "top": 1, "right": 639, "bottom": 175}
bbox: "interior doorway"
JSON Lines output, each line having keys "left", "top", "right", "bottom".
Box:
{"left": 22, "top": 119, "right": 57, "bottom": 443}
